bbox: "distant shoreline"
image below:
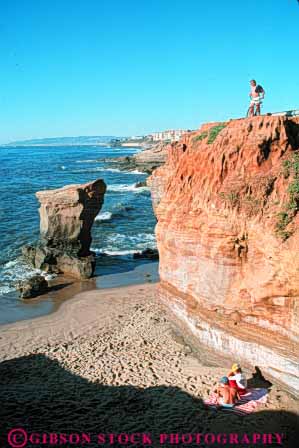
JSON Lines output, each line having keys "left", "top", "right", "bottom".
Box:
{"left": 0, "top": 143, "right": 115, "bottom": 148}
{"left": 0, "top": 143, "right": 144, "bottom": 148}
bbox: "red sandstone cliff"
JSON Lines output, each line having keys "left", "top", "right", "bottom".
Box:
{"left": 148, "top": 115, "right": 299, "bottom": 396}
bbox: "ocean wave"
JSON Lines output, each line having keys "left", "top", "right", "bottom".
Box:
{"left": 71, "top": 165, "right": 146, "bottom": 176}
{"left": 69, "top": 167, "right": 107, "bottom": 173}
{"left": 107, "top": 183, "right": 149, "bottom": 193}
{"left": 69, "top": 167, "right": 131, "bottom": 174}
{"left": 105, "top": 168, "right": 147, "bottom": 175}
{"left": 112, "top": 148, "right": 138, "bottom": 152}
{"left": 0, "top": 258, "right": 54, "bottom": 295}
{"left": 74, "top": 160, "right": 122, "bottom": 172}
{"left": 95, "top": 211, "right": 113, "bottom": 221}
{"left": 75, "top": 159, "right": 100, "bottom": 163}
{"left": 93, "top": 232, "right": 157, "bottom": 254}
{"left": 127, "top": 169, "right": 147, "bottom": 175}
{"left": 108, "top": 232, "right": 156, "bottom": 244}
{"left": 91, "top": 248, "right": 139, "bottom": 257}
{"left": 0, "top": 285, "right": 14, "bottom": 295}
{"left": 95, "top": 204, "right": 136, "bottom": 222}
{"left": 103, "top": 168, "right": 123, "bottom": 173}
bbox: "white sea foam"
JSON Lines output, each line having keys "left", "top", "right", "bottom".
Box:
{"left": 91, "top": 248, "right": 139, "bottom": 257}
{"left": 91, "top": 231, "right": 156, "bottom": 259}
{"left": 104, "top": 168, "right": 122, "bottom": 173}
{"left": 3, "top": 259, "right": 41, "bottom": 279}
{"left": 107, "top": 183, "right": 149, "bottom": 193}
{"left": 71, "top": 167, "right": 106, "bottom": 173}
{"left": 71, "top": 164, "right": 147, "bottom": 176}
{"left": 128, "top": 169, "right": 147, "bottom": 175}
{"left": 95, "top": 211, "right": 113, "bottom": 221}
{"left": 112, "top": 148, "right": 137, "bottom": 152}
{"left": 0, "top": 285, "right": 14, "bottom": 295}
{"left": 95, "top": 167, "right": 139, "bottom": 174}
{"left": 60, "top": 165, "right": 66, "bottom": 170}
{"left": 0, "top": 258, "right": 54, "bottom": 295}
{"left": 105, "top": 168, "right": 146, "bottom": 175}
{"left": 71, "top": 167, "right": 126, "bottom": 174}
{"left": 75, "top": 159, "right": 99, "bottom": 163}
{"left": 102, "top": 232, "right": 156, "bottom": 250}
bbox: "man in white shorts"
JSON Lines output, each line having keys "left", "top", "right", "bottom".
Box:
{"left": 249, "top": 79, "right": 265, "bottom": 117}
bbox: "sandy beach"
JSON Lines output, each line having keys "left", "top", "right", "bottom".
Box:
{"left": 0, "top": 283, "right": 298, "bottom": 447}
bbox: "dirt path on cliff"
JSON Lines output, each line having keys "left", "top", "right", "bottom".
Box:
{"left": 0, "top": 284, "right": 298, "bottom": 447}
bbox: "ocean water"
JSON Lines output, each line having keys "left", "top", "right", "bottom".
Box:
{"left": 0, "top": 145, "right": 158, "bottom": 324}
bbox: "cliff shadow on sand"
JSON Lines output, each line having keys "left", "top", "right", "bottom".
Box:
{"left": 0, "top": 354, "right": 298, "bottom": 448}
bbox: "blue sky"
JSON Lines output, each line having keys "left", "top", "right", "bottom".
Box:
{"left": 0, "top": 0, "right": 298, "bottom": 143}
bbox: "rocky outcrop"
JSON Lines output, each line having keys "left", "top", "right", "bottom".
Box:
{"left": 23, "top": 179, "right": 106, "bottom": 279}
{"left": 148, "top": 116, "right": 299, "bottom": 396}
{"left": 17, "top": 275, "right": 49, "bottom": 299}
{"left": 105, "top": 141, "right": 169, "bottom": 174}
{"left": 133, "top": 248, "right": 159, "bottom": 260}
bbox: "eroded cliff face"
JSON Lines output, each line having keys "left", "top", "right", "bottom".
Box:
{"left": 23, "top": 179, "right": 106, "bottom": 279}
{"left": 148, "top": 116, "right": 299, "bottom": 395}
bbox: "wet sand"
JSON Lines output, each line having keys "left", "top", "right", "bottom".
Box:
{"left": 0, "top": 260, "right": 159, "bottom": 325}
{"left": 0, "top": 283, "right": 298, "bottom": 447}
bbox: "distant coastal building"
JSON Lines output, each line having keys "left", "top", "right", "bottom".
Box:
{"left": 150, "top": 129, "right": 188, "bottom": 142}
{"left": 129, "top": 135, "right": 144, "bottom": 140}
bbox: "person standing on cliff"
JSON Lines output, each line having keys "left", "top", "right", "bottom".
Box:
{"left": 248, "top": 79, "right": 265, "bottom": 117}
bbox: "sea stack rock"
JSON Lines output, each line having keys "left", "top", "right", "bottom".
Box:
{"left": 23, "top": 179, "right": 106, "bottom": 279}
{"left": 148, "top": 115, "right": 299, "bottom": 396}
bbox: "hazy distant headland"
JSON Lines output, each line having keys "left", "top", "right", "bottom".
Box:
{"left": 1, "top": 135, "right": 126, "bottom": 147}
{"left": 2, "top": 129, "right": 189, "bottom": 148}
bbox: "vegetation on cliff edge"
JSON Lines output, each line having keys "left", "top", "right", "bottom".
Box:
{"left": 276, "top": 152, "right": 299, "bottom": 240}
{"left": 192, "top": 123, "right": 227, "bottom": 144}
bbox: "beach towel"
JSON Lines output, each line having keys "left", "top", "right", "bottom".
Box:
{"left": 204, "top": 388, "right": 268, "bottom": 416}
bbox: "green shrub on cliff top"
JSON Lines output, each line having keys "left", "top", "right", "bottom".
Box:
{"left": 207, "top": 124, "right": 227, "bottom": 144}
{"left": 192, "top": 123, "right": 227, "bottom": 145}
{"left": 193, "top": 131, "right": 208, "bottom": 142}
{"left": 275, "top": 152, "right": 299, "bottom": 240}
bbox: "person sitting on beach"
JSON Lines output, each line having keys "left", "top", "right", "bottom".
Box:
{"left": 249, "top": 79, "right": 265, "bottom": 117}
{"left": 216, "top": 376, "right": 240, "bottom": 407}
{"left": 227, "top": 363, "right": 248, "bottom": 396}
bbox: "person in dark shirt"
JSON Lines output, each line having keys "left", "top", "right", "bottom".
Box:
{"left": 249, "top": 79, "right": 265, "bottom": 116}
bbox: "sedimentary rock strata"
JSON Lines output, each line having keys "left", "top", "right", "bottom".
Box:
{"left": 148, "top": 115, "right": 299, "bottom": 396}
{"left": 23, "top": 179, "right": 106, "bottom": 279}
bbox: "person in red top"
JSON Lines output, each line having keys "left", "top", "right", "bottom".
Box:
{"left": 227, "top": 363, "right": 248, "bottom": 396}
{"left": 216, "top": 376, "right": 240, "bottom": 407}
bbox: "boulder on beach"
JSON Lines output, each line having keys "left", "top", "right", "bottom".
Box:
{"left": 22, "top": 179, "right": 106, "bottom": 279}
{"left": 133, "top": 248, "right": 159, "bottom": 260}
{"left": 17, "top": 275, "right": 48, "bottom": 299}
